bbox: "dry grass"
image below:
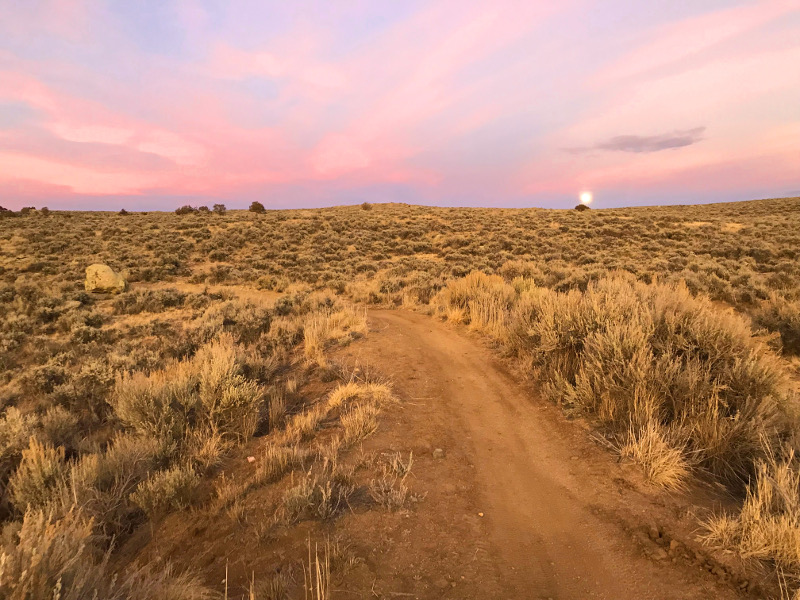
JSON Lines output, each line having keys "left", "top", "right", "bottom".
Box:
{"left": 256, "top": 443, "right": 311, "bottom": 484}
{"left": 304, "top": 539, "right": 331, "bottom": 600}
{"left": 0, "top": 507, "right": 213, "bottom": 599}
{"left": 722, "top": 222, "right": 746, "bottom": 233}
{"left": 341, "top": 404, "right": 380, "bottom": 446}
{"left": 333, "top": 382, "right": 394, "bottom": 446}
{"left": 369, "top": 454, "right": 415, "bottom": 511}
{"left": 304, "top": 305, "right": 367, "bottom": 367}
{"left": 432, "top": 271, "right": 515, "bottom": 340}
{"left": 620, "top": 422, "right": 690, "bottom": 489}
{"left": 327, "top": 381, "right": 392, "bottom": 409}
{"left": 279, "top": 471, "right": 354, "bottom": 524}
{"left": 702, "top": 448, "right": 800, "bottom": 578}
{"left": 684, "top": 221, "right": 713, "bottom": 228}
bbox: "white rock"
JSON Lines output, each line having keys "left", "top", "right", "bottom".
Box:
{"left": 85, "top": 264, "right": 127, "bottom": 294}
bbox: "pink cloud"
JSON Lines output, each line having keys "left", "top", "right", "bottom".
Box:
{"left": 311, "top": 134, "right": 371, "bottom": 176}
{"left": 595, "top": 0, "right": 800, "bottom": 84}
{"left": 0, "top": 152, "right": 164, "bottom": 195}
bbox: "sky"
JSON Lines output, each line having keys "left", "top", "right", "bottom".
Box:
{"left": 0, "top": 0, "right": 798, "bottom": 210}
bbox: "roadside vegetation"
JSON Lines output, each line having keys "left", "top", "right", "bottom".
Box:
{"left": 0, "top": 270, "right": 401, "bottom": 597}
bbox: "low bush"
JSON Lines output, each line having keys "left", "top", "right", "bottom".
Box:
{"left": 113, "top": 289, "right": 187, "bottom": 315}
{"left": 702, "top": 449, "right": 800, "bottom": 577}
{"left": 130, "top": 464, "right": 199, "bottom": 518}
{"left": 9, "top": 437, "right": 67, "bottom": 512}
{"left": 63, "top": 432, "right": 172, "bottom": 538}
{"left": 175, "top": 205, "right": 197, "bottom": 215}
{"left": 753, "top": 294, "right": 800, "bottom": 355}
{"left": 112, "top": 333, "right": 265, "bottom": 447}
{"left": 0, "top": 507, "right": 214, "bottom": 599}
{"left": 0, "top": 407, "right": 37, "bottom": 479}
{"left": 508, "top": 275, "right": 790, "bottom": 484}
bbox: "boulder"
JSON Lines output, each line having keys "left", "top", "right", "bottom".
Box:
{"left": 85, "top": 264, "right": 127, "bottom": 294}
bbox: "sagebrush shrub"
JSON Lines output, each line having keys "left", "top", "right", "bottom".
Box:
{"left": 9, "top": 437, "right": 67, "bottom": 512}
{"left": 753, "top": 294, "right": 800, "bottom": 355}
{"left": 63, "top": 432, "right": 172, "bottom": 537}
{"left": 130, "top": 464, "right": 199, "bottom": 518}
{"left": 39, "top": 405, "right": 79, "bottom": 450}
{"left": 702, "top": 449, "right": 800, "bottom": 575}
{"left": 113, "top": 364, "right": 194, "bottom": 440}
{"left": 0, "top": 407, "right": 37, "bottom": 479}
{"left": 112, "top": 333, "right": 264, "bottom": 443}
{"left": 0, "top": 507, "right": 214, "bottom": 599}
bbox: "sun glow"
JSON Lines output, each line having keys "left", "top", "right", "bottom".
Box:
{"left": 580, "top": 191, "right": 593, "bottom": 205}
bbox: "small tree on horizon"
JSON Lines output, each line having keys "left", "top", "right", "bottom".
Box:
{"left": 249, "top": 201, "right": 266, "bottom": 214}
{"left": 213, "top": 203, "right": 227, "bottom": 215}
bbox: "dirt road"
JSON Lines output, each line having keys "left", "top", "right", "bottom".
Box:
{"left": 357, "top": 309, "right": 738, "bottom": 599}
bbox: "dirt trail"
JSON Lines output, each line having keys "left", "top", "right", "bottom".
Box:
{"left": 362, "top": 309, "right": 738, "bottom": 600}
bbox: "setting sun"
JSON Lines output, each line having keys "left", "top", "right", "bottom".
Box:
{"left": 580, "top": 191, "right": 593, "bottom": 205}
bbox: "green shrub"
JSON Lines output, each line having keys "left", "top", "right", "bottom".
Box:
{"left": 130, "top": 464, "right": 199, "bottom": 518}
{"left": 113, "top": 365, "right": 194, "bottom": 440}
{"left": 175, "top": 205, "right": 197, "bottom": 215}
{"left": 112, "top": 334, "right": 264, "bottom": 444}
{"left": 9, "top": 437, "right": 67, "bottom": 512}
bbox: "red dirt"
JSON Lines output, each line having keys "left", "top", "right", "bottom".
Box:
{"left": 346, "top": 309, "right": 744, "bottom": 599}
